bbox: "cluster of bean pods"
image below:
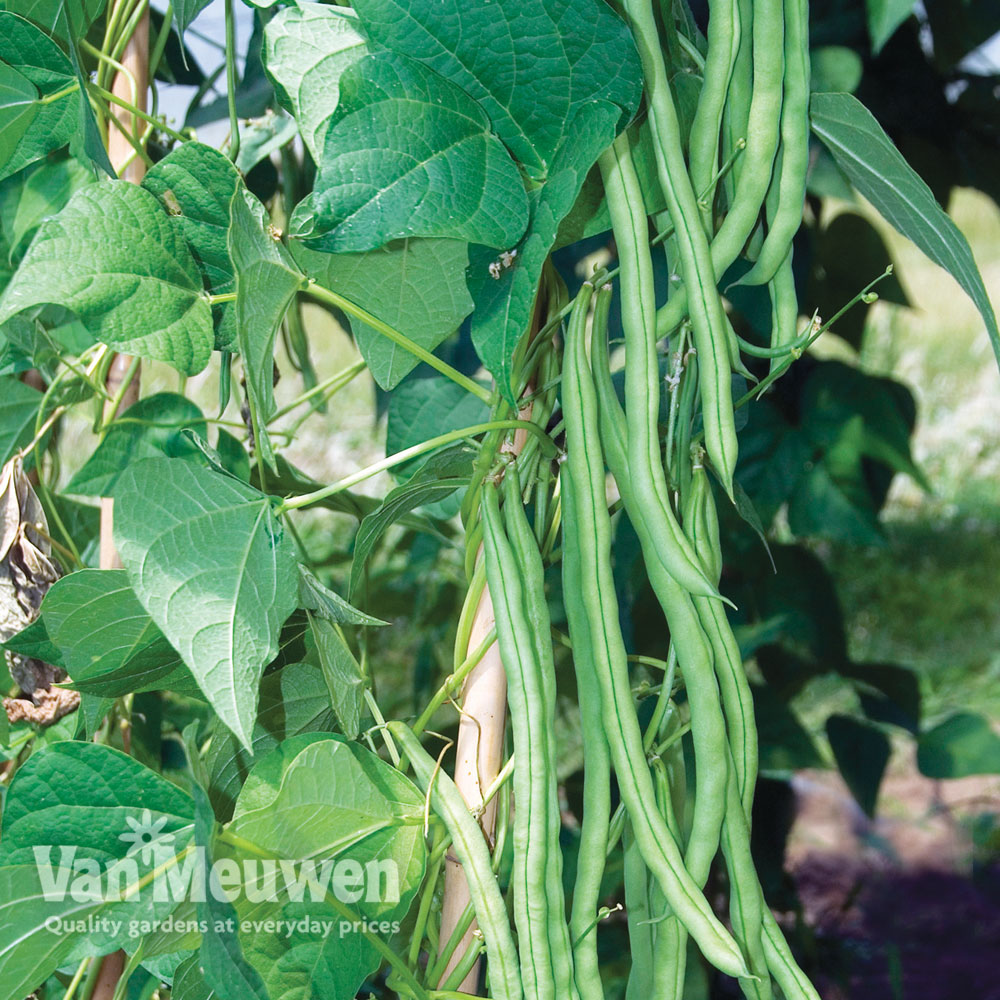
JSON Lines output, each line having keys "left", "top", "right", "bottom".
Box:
{"left": 394, "top": 1, "right": 862, "bottom": 996}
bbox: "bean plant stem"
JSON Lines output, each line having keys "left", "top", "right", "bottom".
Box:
{"left": 277, "top": 420, "right": 554, "bottom": 512}
{"left": 303, "top": 281, "right": 492, "bottom": 404}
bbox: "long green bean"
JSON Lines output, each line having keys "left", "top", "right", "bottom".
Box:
{"left": 387, "top": 722, "right": 523, "bottom": 1000}
{"left": 560, "top": 283, "right": 747, "bottom": 978}
{"left": 482, "top": 477, "right": 578, "bottom": 1000}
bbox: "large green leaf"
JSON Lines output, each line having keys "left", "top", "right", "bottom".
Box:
{"left": 1, "top": 741, "right": 194, "bottom": 850}
{"left": 204, "top": 661, "right": 338, "bottom": 821}
{"left": 0, "top": 0, "right": 106, "bottom": 43}
{"left": 810, "top": 92, "right": 1000, "bottom": 370}
{"left": 352, "top": 0, "right": 642, "bottom": 177}
{"left": 142, "top": 143, "right": 246, "bottom": 351}
{"left": 113, "top": 458, "right": 299, "bottom": 749}
{"left": 0, "top": 744, "right": 196, "bottom": 993}
{"left": 262, "top": 4, "right": 366, "bottom": 160}
{"left": 292, "top": 239, "right": 473, "bottom": 390}
{"left": 0, "top": 14, "right": 82, "bottom": 182}
{"left": 229, "top": 178, "right": 304, "bottom": 471}
{"left": 467, "top": 101, "right": 619, "bottom": 398}
{"left": 230, "top": 733, "right": 424, "bottom": 879}
{"left": 0, "top": 182, "right": 214, "bottom": 374}
{"left": 67, "top": 393, "right": 206, "bottom": 496}
{"left": 917, "top": 712, "right": 1000, "bottom": 779}
{"left": 0, "top": 376, "right": 41, "bottom": 465}
{"left": 39, "top": 569, "right": 196, "bottom": 698}
{"left": 291, "top": 52, "right": 528, "bottom": 253}
{"left": 217, "top": 736, "right": 426, "bottom": 1000}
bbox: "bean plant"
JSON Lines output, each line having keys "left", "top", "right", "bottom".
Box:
{"left": 0, "top": 0, "right": 996, "bottom": 999}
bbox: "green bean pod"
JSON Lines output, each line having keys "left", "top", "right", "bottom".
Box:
{"left": 564, "top": 288, "right": 612, "bottom": 1000}
{"left": 701, "top": 0, "right": 784, "bottom": 275}
{"left": 721, "top": 0, "right": 754, "bottom": 205}
{"left": 682, "top": 463, "right": 758, "bottom": 818}
{"left": 720, "top": 768, "right": 772, "bottom": 1000}
{"left": 762, "top": 911, "right": 823, "bottom": 1000}
{"left": 481, "top": 480, "right": 578, "bottom": 1000}
{"left": 607, "top": 12, "right": 739, "bottom": 494}
{"left": 586, "top": 289, "right": 730, "bottom": 889}
{"left": 599, "top": 133, "right": 737, "bottom": 559}
{"left": 688, "top": 0, "right": 743, "bottom": 234}
{"left": 738, "top": 0, "right": 811, "bottom": 287}
{"left": 388, "top": 722, "right": 523, "bottom": 1000}
{"left": 649, "top": 756, "right": 687, "bottom": 1000}
{"left": 498, "top": 466, "right": 579, "bottom": 999}
{"left": 561, "top": 282, "right": 748, "bottom": 978}
{"left": 767, "top": 249, "right": 800, "bottom": 376}
{"left": 623, "top": 824, "right": 656, "bottom": 1000}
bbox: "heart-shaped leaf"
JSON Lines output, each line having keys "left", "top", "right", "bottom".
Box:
{"left": 291, "top": 52, "right": 529, "bottom": 253}
{"left": 0, "top": 182, "right": 214, "bottom": 374}
{"left": 113, "top": 458, "right": 299, "bottom": 748}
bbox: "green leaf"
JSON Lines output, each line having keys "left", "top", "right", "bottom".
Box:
{"left": 262, "top": 4, "right": 366, "bottom": 160}
{"left": 0, "top": 0, "right": 106, "bottom": 44}
{"left": 172, "top": 952, "right": 217, "bottom": 1000}
{"left": 67, "top": 393, "right": 206, "bottom": 496}
{"left": 298, "top": 565, "right": 387, "bottom": 628}
{"left": 292, "top": 239, "right": 474, "bottom": 390}
{"left": 1, "top": 615, "right": 62, "bottom": 666}
{"left": 468, "top": 100, "right": 620, "bottom": 398}
{"left": 352, "top": 0, "right": 642, "bottom": 177}
{"left": 207, "top": 727, "right": 430, "bottom": 1000}
{"left": 308, "top": 616, "right": 365, "bottom": 740}
{"left": 143, "top": 142, "right": 246, "bottom": 351}
{"left": 0, "top": 14, "right": 82, "bottom": 182}
{"left": 810, "top": 92, "right": 1000, "bottom": 371}
{"left": 113, "top": 458, "right": 300, "bottom": 749}
{"left": 229, "top": 180, "right": 304, "bottom": 471}
{"left": 917, "top": 712, "right": 1000, "bottom": 779}
{"left": 204, "top": 660, "right": 338, "bottom": 821}
{"left": 1, "top": 740, "right": 194, "bottom": 850}
{"left": 865, "top": 0, "right": 915, "bottom": 54}
{"left": 235, "top": 111, "right": 297, "bottom": 174}
{"left": 0, "top": 182, "right": 214, "bottom": 373}
{"left": 39, "top": 569, "right": 197, "bottom": 698}
{"left": 230, "top": 732, "right": 424, "bottom": 877}
{"left": 291, "top": 52, "right": 529, "bottom": 253}
{"left": 0, "top": 61, "right": 39, "bottom": 163}
{"left": 349, "top": 444, "right": 474, "bottom": 596}
{"left": 826, "top": 714, "right": 891, "bottom": 817}
{"left": 0, "top": 745, "right": 196, "bottom": 986}
{"left": 0, "top": 375, "right": 41, "bottom": 465}
{"left": 0, "top": 155, "right": 95, "bottom": 261}
{"left": 172, "top": 0, "right": 212, "bottom": 42}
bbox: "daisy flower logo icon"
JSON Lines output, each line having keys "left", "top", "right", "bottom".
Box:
{"left": 119, "top": 809, "right": 175, "bottom": 865}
